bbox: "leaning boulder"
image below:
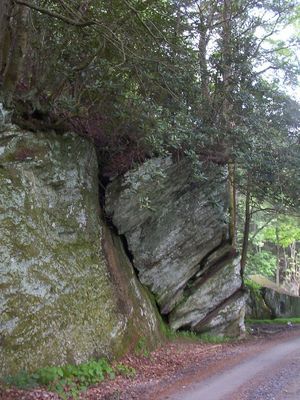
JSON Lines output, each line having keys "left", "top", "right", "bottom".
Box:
{"left": 0, "top": 127, "right": 161, "bottom": 377}
{"left": 106, "top": 157, "right": 245, "bottom": 336}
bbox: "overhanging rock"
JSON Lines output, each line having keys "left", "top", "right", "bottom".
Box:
{"left": 106, "top": 157, "right": 246, "bottom": 336}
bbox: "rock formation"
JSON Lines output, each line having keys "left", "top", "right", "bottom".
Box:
{"left": 106, "top": 157, "right": 246, "bottom": 336}
{"left": 0, "top": 126, "right": 161, "bottom": 376}
{"left": 263, "top": 289, "right": 300, "bottom": 317}
{"left": 0, "top": 123, "right": 247, "bottom": 377}
{"left": 246, "top": 275, "right": 300, "bottom": 319}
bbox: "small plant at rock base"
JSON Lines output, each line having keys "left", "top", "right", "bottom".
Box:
{"left": 3, "top": 370, "right": 38, "bottom": 390}
{"left": 115, "top": 363, "right": 136, "bottom": 378}
{"left": 3, "top": 358, "right": 116, "bottom": 400}
{"left": 134, "top": 337, "right": 149, "bottom": 357}
{"left": 198, "top": 333, "right": 231, "bottom": 344}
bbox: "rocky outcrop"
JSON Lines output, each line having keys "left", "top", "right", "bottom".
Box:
{"left": 106, "top": 157, "right": 245, "bottom": 336}
{"left": 263, "top": 289, "right": 300, "bottom": 318}
{"left": 245, "top": 283, "right": 272, "bottom": 320}
{"left": 246, "top": 276, "right": 300, "bottom": 319}
{"left": 0, "top": 126, "right": 162, "bottom": 377}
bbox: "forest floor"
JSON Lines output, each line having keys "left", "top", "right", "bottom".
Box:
{"left": 1, "top": 324, "right": 300, "bottom": 400}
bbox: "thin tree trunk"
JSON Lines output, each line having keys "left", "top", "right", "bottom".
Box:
{"left": 2, "top": 4, "right": 30, "bottom": 106}
{"left": 241, "top": 178, "right": 251, "bottom": 277}
{"left": 221, "top": 0, "right": 237, "bottom": 247}
{"left": 221, "top": 0, "right": 233, "bottom": 127}
{"left": 228, "top": 160, "right": 237, "bottom": 246}
{"left": 0, "top": 0, "right": 13, "bottom": 79}
{"left": 275, "top": 225, "right": 280, "bottom": 286}
{"left": 197, "top": 7, "right": 210, "bottom": 123}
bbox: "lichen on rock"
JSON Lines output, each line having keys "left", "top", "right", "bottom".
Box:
{"left": 0, "top": 127, "right": 161, "bottom": 377}
{"left": 106, "top": 157, "right": 246, "bottom": 336}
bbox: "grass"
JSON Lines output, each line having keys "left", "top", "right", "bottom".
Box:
{"left": 244, "top": 279, "right": 262, "bottom": 291}
{"left": 246, "top": 317, "right": 300, "bottom": 325}
{"left": 161, "top": 322, "right": 231, "bottom": 344}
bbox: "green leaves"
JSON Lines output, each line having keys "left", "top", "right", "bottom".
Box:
{"left": 3, "top": 358, "right": 116, "bottom": 399}
{"left": 246, "top": 251, "right": 277, "bottom": 278}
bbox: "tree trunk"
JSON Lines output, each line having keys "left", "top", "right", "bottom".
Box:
{"left": 2, "top": 4, "right": 30, "bottom": 106}
{"left": 221, "top": 1, "right": 237, "bottom": 247}
{"left": 275, "top": 225, "right": 280, "bottom": 286}
{"left": 241, "top": 178, "right": 251, "bottom": 277}
{"left": 0, "top": 0, "right": 13, "bottom": 79}
{"left": 197, "top": 7, "right": 210, "bottom": 123}
{"left": 221, "top": 0, "right": 233, "bottom": 127}
{"left": 228, "top": 160, "right": 237, "bottom": 246}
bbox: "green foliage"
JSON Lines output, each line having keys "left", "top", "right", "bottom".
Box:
{"left": 246, "top": 318, "right": 300, "bottom": 325}
{"left": 197, "top": 333, "right": 231, "bottom": 344}
{"left": 246, "top": 251, "right": 277, "bottom": 278}
{"left": 115, "top": 363, "right": 136, "bottom": 378}
{"left": 159, "top": 322, "right": 230, "bottom": 343}
{"left": 134, "top": 337, "right": 149, "bottom": 357}
{"left": 242, "top": 210, "right": 300, "bottom": 291}
{"left": 3, "top": 358, "right": 115, "bottom": 400}
{"left": 3, "top": 370, "right": 38, "bottom": 390}
{"left": 2, "top": 0, "right": 299, "bottom": 200}
{"left": 263, "top": 218, "right": 300, "bottom": 248}
{"left": 244, "top": 279, "right": 262, "bottom": 292}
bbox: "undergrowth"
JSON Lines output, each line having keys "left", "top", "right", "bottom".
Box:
{"left": 246, "top": 318, "right": 300, "bottom": 325}
{"left": 161, "top": 322, "right": 230, "bottom": 344}
{"left": 134, "top": 337, "right": 150, "bottom": 357}
{"left": 3, "top": 359, "right": 136, "bottom": 400}
{"left": 4, "top": 325, "right": 232, "bottom": 399}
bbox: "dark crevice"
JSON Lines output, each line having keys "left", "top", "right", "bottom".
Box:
{"left": 182, "top": 242, "right": 237, "bottom": 298}
{"left": 198, "top": 238, "right": 232, "bottom": 269}
{"left": 98, "top": 176, "right": 137, "bottom": 272}
{"left": 103, "top": 213, "right": 136, "bottom": 270}
{"left": 193, "top": 288, "right": 246, "bottom": 332}
{"left": 160, "top": 312, "right": 170, "bottom": 326}
{"left": 119, "top": 233, "right": 135, "bottom": 266}
{"left": 98, "top": 175, "right": 110, "bottom": 209}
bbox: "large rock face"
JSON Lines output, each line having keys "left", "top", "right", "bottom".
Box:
{"left": 106, "top": 157, "right": 245, "bottom": 336}
{"left": 0, "top": 126, "right": 161, "bottom": 377}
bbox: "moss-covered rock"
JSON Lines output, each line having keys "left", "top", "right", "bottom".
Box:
{"left": 245, "top": 280, "right": 272, "bottom": 320}
{"left": 245, "top": 276, "right": 300, "bottom": 319}
{"left": 0, "top": 127, "right": 161, "bottom": 377}
{"left": 263, "top": 289, "right": 300, "bottom": 318}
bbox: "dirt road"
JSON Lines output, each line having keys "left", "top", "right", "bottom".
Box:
{"left": 2, "top": 326, "right": 300, "bottom": 400}
{"left": 158, "top": 333, "right": 300, "bottom": 400}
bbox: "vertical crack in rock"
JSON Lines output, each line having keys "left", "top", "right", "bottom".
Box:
{"left": 105, "top": 157, "right": 246, "bottom": 336}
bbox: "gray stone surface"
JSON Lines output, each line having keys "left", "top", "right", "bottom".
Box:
{"left": 0, "top": 127, "right": 161, "bottom": 376}
{"left": 264, "top": 289, "right": 300, "bottom": 318}
{"left": 106, "top": 157, "right": 245, "bottom": 335}
{"left": 169, "top": 256, "right": 242, "bottom": 331}
{"left": 198, "top": 291, "right": 246, "bottom": 337}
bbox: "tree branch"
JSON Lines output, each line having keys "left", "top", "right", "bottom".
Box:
{"left": 14, "top": 0, "right": 95, "bottom": 27}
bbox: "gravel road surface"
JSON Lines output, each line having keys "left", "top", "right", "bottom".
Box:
{"left": 160, "top": 335, "right": 300, "bottom": 400}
